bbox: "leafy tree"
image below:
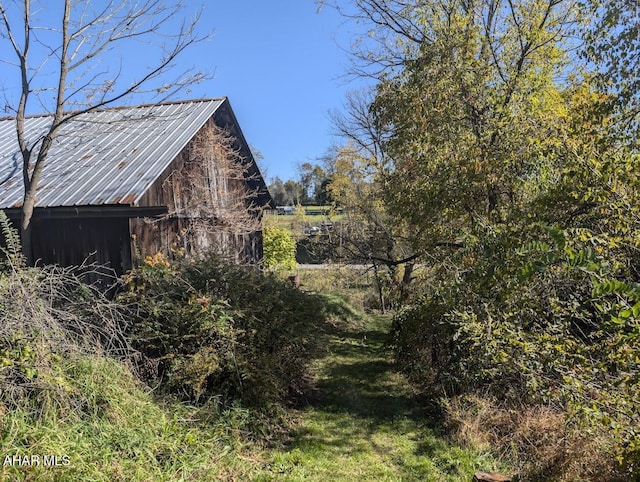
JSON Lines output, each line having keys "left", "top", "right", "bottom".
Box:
{"left": 297, "top": 162, "right": 329, "bottom": 205}
{"left": 316, "top": 177, "right": 334, "bottom": 206}
{"left": 325, "top": 145, "right": 419, "bottom": 309}
{"left": 370, "top": 0, "right": 576, "bottom": 243}
{"left": 326, "top": 86, "right": 424, "bottom": 308}
{"left": 269, "top": 163, "right": 332, "bottom": 207}
{"left": 284, "top": 179, "right": 304, "bottom": 205}
{"left": 268, "top": 177, "right": 291, "bottom": 206}
{"left": 581, "top": 0, "right": 640, "bottom": 134}
{"left": 326, "top": 0, "right": 640, "bottom": 475}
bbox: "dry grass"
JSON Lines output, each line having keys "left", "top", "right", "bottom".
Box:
{"left": 444, "top": 394, "right": 626, "bottom": 481}
{"left": 0, "top": 210, "right": 133, "bottom": 417}
{"left": 297, "top": 265, "right": 378, "bottom": 313}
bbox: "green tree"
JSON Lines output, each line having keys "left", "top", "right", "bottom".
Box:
{"left": 283, "top": 180, "right": 304, "bottom": 205}
{"left": 263, "top": 226, "right": 297, "bottom": 273}
{"left": 297, "top": 162, "right": 329, "bottom": 205}
{"left": 371, "top": 0, "right": 576, "bottom": 244}
{"left": 581, "top": 0, "right": 639, "bottom": 134}
{"left": 326, "top": 0, "right": 640, "bottom": 475}
{"left": 326, "top": 145, "right": 419, "bottom": 309}
{"left": 268, "top": 177, "right": 292, "bottom": 206}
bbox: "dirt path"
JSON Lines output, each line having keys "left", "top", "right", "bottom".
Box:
{"left": 253, "top": 315, "right": 501, "bottom": 481}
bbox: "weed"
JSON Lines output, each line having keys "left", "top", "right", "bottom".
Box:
{"left": 0, "top": 355, "right": 252, "bottom": 481}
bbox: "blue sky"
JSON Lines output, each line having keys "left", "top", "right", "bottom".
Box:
{"left": 185, "top": 1, "right": 367, "bottom": 182}
{"left": 0, "top": 0, "right": 368, "bottom": 184}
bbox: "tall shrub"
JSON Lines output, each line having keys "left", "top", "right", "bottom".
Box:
{"left": 263, "top": 226, "right": 297, "bottom": 272}
{"left": 120, "top": 253, "right": 325, "bottom": 407}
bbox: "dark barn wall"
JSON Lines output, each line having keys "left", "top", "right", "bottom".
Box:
{"left": 0, "top": 214, "right": 132, "bottom": 287}
{"left": 30, "top": 217, "right": 132, "bottom": 275}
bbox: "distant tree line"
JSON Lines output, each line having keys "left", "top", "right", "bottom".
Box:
{"left": 268, "top": 162, "right": 333, "bottom": 206}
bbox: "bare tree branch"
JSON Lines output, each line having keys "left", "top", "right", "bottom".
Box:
{"left": 147, "top": 124, "right": 263, "bottom": 258}
{"left": 0, "top": 0, "right": 212, "bottom": 262}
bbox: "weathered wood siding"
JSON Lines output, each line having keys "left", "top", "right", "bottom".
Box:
{"left": 131, "top": 117, "right": 263, "bottom": 263}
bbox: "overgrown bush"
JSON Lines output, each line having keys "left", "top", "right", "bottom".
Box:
{"left": 391, "top": 221, "right": 639, "bottom": 479}
{"left": 120, "top": 252, "right": 327, "bottom": 408}
{"left": 263, "top": 226, "right": 297, "bottom": 272}
{"left": 0, "top": 211, "right": 129, "bottom": 415}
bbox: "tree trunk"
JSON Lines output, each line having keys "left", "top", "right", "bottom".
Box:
{"left": 400, "top": 261, "right": 414, "bottom": 302}
{"left": 21, "top": 194, "right": 35, "bottom": 264}
{"left": 372, "top": 259, "right": 385, "bottom": 313}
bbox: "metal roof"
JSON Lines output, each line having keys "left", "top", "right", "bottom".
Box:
{"left": 0, "top": 98, "right": 226, "bottom": 209}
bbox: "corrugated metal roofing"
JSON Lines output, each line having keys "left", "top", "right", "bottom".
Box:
{"left": 0, "top": 98, "right": 226, "bottom": 208}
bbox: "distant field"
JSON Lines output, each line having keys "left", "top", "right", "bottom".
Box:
{"left": 264, "top": 206, "right": 343, "bottom": 238}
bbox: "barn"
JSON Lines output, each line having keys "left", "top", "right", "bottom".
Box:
{"left": 0, "top": 98, "right": 272, "bottom": 276}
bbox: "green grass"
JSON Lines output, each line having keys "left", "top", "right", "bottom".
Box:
{"left": 297, "top": 266, "right": 378, "bottom": 313}
{"left": 0, "top": 276, "right": 507, "bottom": 481}
{"left": 0, "top": 356, "right": 253, "bottom": 481}
{"left": 253, "top": 314, "right": 507, "bottom": 481}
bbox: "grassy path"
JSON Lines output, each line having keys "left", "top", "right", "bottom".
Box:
{"left": 253, "top": 314, "right": 502, "bottom": 481}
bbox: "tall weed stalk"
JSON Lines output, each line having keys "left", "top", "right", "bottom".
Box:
{"left": 0, "top": 211, "right": 130, "bottom": 414}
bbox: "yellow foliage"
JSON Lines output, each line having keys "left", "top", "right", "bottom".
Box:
{"left": 144, "top": 252, "right": 170, "bottom": 268}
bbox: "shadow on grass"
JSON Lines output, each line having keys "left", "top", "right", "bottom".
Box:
{"left": 256, "top": 299, "right": 504, "bottom": 481}
{"left": 251, "top": 304, "right": 500, "bottom": 482}
{"left": 307, "top": 315, "right": 436, "bottom": 424}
